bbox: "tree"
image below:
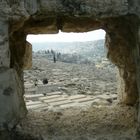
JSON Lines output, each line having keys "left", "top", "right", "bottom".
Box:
{"left": 53, "top": 53, "right": 56, "bottom": 63}
{"left": 51, "top": 49, "right": 56, "bottom": 63}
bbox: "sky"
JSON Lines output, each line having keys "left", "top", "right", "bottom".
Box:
{"left": 27, "top": 29, "right": 105, "bottom": 43}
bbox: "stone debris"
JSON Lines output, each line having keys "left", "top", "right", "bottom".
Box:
{"left": 25, "top": 93, "right": 117, "bottom": 112}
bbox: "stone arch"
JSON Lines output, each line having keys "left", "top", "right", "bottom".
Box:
{"left": 10, "top": 15, "right": 139, "bottom": 105}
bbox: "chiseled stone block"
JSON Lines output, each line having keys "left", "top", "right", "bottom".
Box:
{"left": 22, "top": 41, "right": 32, "bottom": 70}
{"left": 0, "top": 68, "right": 27, "bottom": 130}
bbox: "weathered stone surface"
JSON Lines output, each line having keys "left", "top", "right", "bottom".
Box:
{"left": 135, "top": 26, "right": 140, "bottom": 137}
{"left": 22, "top": 41, "right": 32, "bottom": 70}
{"left": 0, "top": 0, "right": 139, "bottom": 138}
{"left": 0, "top": 68, "right": 27, "bottom": 131}
{"left": 23, "top": 17, "right": 59, "bottom": 34}
{"left": 62, "top": 18, "right": 102, "bottom": 32}
{"left": 0, "top": 19, "right": 10, "bottom": 67}
{"left": 104, "top": 16, "right": 139, "bottom": 105}
{"left": 23, "top": 0, "right": 132, "bottom": 18}
{"left": 10, "top": 31, "right": 27, "bottom": 69}
{"left": 0, "top": 0, "right": 137, "bottom": 34}
{"left": 24, "top": 0, "right": 38, "bottom": 15}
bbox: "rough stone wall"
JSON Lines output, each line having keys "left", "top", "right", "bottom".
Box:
{"left": 23, "top": 0, "right": 139, "bottom": 18}
{"left": 0, "top": 1, "right": 29, "bottom": 135}
{"left": 0, "top": 0, "right": 140, "bottom": 139}
{"left": 0, "top": 19, "right": 10, "bottom": 67}
{"left": 6, "top": 0, "right": 140, "bottom": 34}
{"left": 135, "top": 25, "right": 140, "bottom": 138}
{"left": 0, "top": 23, "right": 27, "bottom": 140}
{"left": 0, "top": 68, "right": 27, "bottom": 129}
{"left": 104, "top": 16, "right": 139, "bottom": 105}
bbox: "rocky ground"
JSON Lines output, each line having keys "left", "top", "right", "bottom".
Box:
{"left": 24, "top": 57, "right": 118, "bottom": 110}
{"left": 19, "top": 58, "right": 138, "bottom": 140}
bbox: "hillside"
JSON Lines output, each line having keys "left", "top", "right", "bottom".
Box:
{"left": 32, "top": 39, "right": 109, "bottom": 64}
{"left": 32, "top": 39, "right": 105, "bottom": 53}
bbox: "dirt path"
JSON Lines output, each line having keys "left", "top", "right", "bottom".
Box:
{"left": 18, "top": 105, "right": 137, "bottom": 140}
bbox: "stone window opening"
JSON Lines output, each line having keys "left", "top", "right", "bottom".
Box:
{"left": 23, "top": 29, "right": 118, "bottom": 112}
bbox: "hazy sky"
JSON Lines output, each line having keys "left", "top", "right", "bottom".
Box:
{"left": 27, "top": 29, "right": 105, "bottom": 43}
